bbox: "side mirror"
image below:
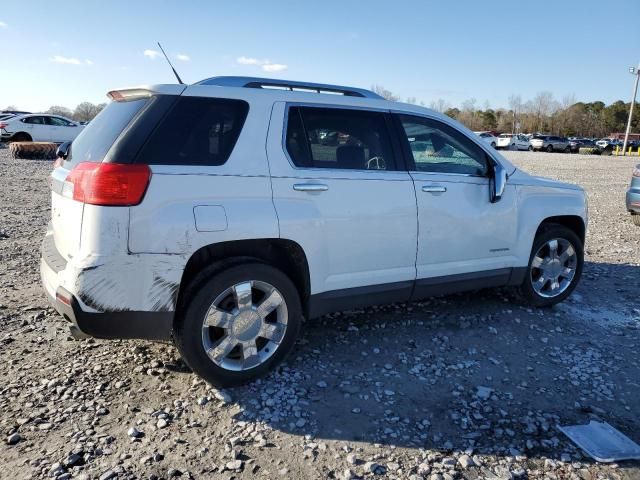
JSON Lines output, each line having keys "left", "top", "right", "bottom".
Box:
{"left": 56, "top": 141, "right": 71, "bottom": 160}
{"left": 489, "top": 161, "right": 507, "bottom": 203}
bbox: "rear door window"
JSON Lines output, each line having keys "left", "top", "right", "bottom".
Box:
{"left": 23, "top": 116, "right": 45, "bottom": 124}
{"left": 285, "top": 106, "right": 396, "bottom": 171}
{"left": 65, "top": 98, "right": 149, "bottom": 168}
{"left": 135, "top": 97, "right": 249, "bottom": 166}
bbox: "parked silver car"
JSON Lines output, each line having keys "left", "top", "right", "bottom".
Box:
{"left": 529, "top": 135, "right": 570, "bottom": 153}
{"left": 627, "top": 164, "right": 640, "bottom": 226}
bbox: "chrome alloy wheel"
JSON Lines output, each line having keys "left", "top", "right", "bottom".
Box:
{"left": 201, "top": 280, "right": 288, "bottom": 371}
{"left": 530, "top": 238, "right": 578, "bottom": 298}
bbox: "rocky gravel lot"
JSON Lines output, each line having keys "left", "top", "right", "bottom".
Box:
{"left": 1, "top": 146, "right": 639, "bottom": 480}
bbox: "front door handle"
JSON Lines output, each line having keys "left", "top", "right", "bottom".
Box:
{"left": 293, "top": 183, "right": 329, "bottom": 192}
{"left": 422, "top": 185, "right": 447, "bottom": 193}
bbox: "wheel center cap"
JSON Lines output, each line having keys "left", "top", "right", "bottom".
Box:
{"left": 232, "top": 310, "right": 261, "bottom": 341}
{"left": 547, "top": 259, "right": 563, "bottom": 277}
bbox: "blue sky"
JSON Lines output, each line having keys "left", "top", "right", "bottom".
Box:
{"left": 1, "top": 0, "right": 639, "bottom": 112}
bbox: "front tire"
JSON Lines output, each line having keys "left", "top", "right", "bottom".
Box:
{"left": 546, "top": 145, "right": 554, "bottom": 153}
{"left": 632, "top": 215, "right": 640, "bottom": 227}
{"left": 175, "top": 262, "right": 302, "bottom": 387}
{"left": 519, "top": 224, "right": 583, "bottom": 307}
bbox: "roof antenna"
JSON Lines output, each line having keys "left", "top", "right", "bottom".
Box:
{"left": 157, "top": 41, "right": 184, "bottom": 85}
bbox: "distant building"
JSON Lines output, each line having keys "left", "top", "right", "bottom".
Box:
{"left": 610, "top": 132, "right": 640, "bottom": 141}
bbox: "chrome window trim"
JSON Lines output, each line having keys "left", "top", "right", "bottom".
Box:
{"left": 280, "top": 102, "right": 404, "bottom": 175}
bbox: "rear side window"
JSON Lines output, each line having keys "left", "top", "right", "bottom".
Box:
{"left": 136, "top": 97, "right": 249, "bottom": 166}
{"left": 66, "top": 98, "right": 149, "bottom": 168}
{"left": 285, "top": 106, "right": 396, "bottom": 171}
{"left": 23, "top": 116, "right": 45, "bottom": 125}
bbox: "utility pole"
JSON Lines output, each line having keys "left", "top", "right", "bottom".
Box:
{"left": 622, "top": 64, "right": 640, "bottom": 155}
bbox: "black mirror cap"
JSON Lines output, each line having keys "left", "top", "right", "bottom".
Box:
{"left": 56, "top": 141, "right": 71, "bottom": 160}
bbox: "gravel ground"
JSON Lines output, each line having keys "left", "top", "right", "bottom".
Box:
{"left": 1, "top": 147, "right": 639, "bottom": 480}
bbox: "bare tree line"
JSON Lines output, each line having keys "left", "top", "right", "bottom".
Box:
{"left": 3, "top": 102, "right": 107, "bottom": 123}
{"left": 372, "top": 85, "right": 639, "bottom": 137}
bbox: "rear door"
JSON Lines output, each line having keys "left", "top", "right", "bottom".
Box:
{"left": 394, "top": 113, "right": 518, "bottom": 294}
{"left": 21, "top": 116, "right": 47, "bottom": 141}
{"left": 267, "top": 103, "right": 418, "bottom": 300}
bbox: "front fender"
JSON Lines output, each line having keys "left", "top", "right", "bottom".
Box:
{"left": 514, "top": 184, "right": 587, "bottom": 263}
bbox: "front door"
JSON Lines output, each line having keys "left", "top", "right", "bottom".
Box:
{"left": 46, "top": 116, "right": 76, "bottom": 142}
{"left": 394, "top": 114, "right": 518, "bottom": 295}
{"left": 267, "top": 103, "right": 418, "bottom": 306}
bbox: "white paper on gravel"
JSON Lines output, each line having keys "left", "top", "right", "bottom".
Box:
{"left": 559, "top": 421, "right": 640, "bottom": 462}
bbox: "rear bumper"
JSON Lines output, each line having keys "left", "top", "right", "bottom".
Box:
{"left": 627, "top": 186, "right": 640, "bottom": 214}
{"left": 41, "top": 233, "right": 175, "bottom": 341}
{"left": 43, "top": 283, "right": 173, "bottom": 341}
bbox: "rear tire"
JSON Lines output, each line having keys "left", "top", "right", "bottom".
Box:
{"left": 632, "top": 215, "right": 640, "bottom": 227}
{"left": 519, "top": 224, "right": 583, "bottom": 308}
{"left": 174, "top": 262, "right": 302, "bottom": 387}
{"left": 546, "top": 145, "right": 554, "bottom": 153}
{"left": 528, "top": 145, "right": 534, "bottom": 151}
{"left": 564, "top": 146, "right": 571, "bottom": 153}
{"left": 11, "top": 132, "right": 32, "bottom": 142}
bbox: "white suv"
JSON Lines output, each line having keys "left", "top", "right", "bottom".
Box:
{"left": 0, "top": 114, "right": 85, "bottom": 143}
{"left": 41, "top": 77, "right": 588, "bottom": 387}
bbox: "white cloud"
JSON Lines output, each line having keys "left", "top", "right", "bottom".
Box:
{"left": 0, "top": 21, "right": 7, "bottom": 28}
{"left": 85, "top": 59, "right": 94, "bottom": 66}
{"left": 144, "top": 49, "right": 161, "bottom": 60}
{"left": 261, "top": 63, "right": 288, "bottom": 73}
{"left": 50, "top": 55, "right": 82, "bottom": 65}
{"left": 236, "top": 56, "right": 261, "bottom": 65}
{"left": 237, "top": 56, "right": 288, "bottom": 73}
{"left": 176, "top": 54, "right": 190, "bottom": 62}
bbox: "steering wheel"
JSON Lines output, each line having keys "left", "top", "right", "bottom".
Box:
{"left": 367, "top": 156, "right": 386, "bottom": 170}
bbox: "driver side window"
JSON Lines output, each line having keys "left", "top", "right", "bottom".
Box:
{"left": 47, "top": 117, "right": 73, "bottom": 127}
{"left": 286, "top": 106, "right": 396, "bottom": 171}
{"left": 398, "top": 115, "right": 489, "bottom": 176}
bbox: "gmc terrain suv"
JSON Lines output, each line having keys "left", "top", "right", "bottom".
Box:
{"left": 42, "top": 76, "right": 588, "bottom": 386}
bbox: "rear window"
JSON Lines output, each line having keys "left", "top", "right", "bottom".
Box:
{"left": 135, "top": 97, "right": 249, "bottom": 166}
{"left": 66, "top": 98, "right": 149, "bottom": 168}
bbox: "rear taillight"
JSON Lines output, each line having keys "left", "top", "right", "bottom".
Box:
{"left": 633, "top": 165, "right": 640, "bottom": 177}
{"left": 0, "top": 122, "right": 7, "bottom": 129}
{"left": 65, "top": 162, "right": 151, "bottom": 206}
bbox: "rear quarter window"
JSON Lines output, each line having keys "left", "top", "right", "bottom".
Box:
{"left": 135, "top": 97, "right": 249, "bottom": 166}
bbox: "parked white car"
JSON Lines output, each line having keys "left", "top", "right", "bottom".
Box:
{"left": 0, "top": 114, "right": 85, "bottom": 143}
{"left": 595, "top": 138, "right": 621, "bottom": 149}
{"left": 496, "top": 133, "right": 529, "bottom": 150}
{"left": 474, "top": 131, "right": 497, "bottom": 148}
{"left": 42, "top": 76, "right": 588, "bottom": 387}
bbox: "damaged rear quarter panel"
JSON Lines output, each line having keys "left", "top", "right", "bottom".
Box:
{"left": 65, "top": 254, "right": 186, "bottom": 313}
{"left": 127, "top": 172, "right": 279, "bottom": 255}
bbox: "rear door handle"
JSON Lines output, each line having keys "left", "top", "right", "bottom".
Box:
{"left": 422, "top": 185, "right": 447, "bottom": 193}
{"left": 293, "top": 183, "right": 329, "bottom": 192}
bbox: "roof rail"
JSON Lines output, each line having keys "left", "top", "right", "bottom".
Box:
{"left": 194, "top": 76, "right": 384, "bottom": 99}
